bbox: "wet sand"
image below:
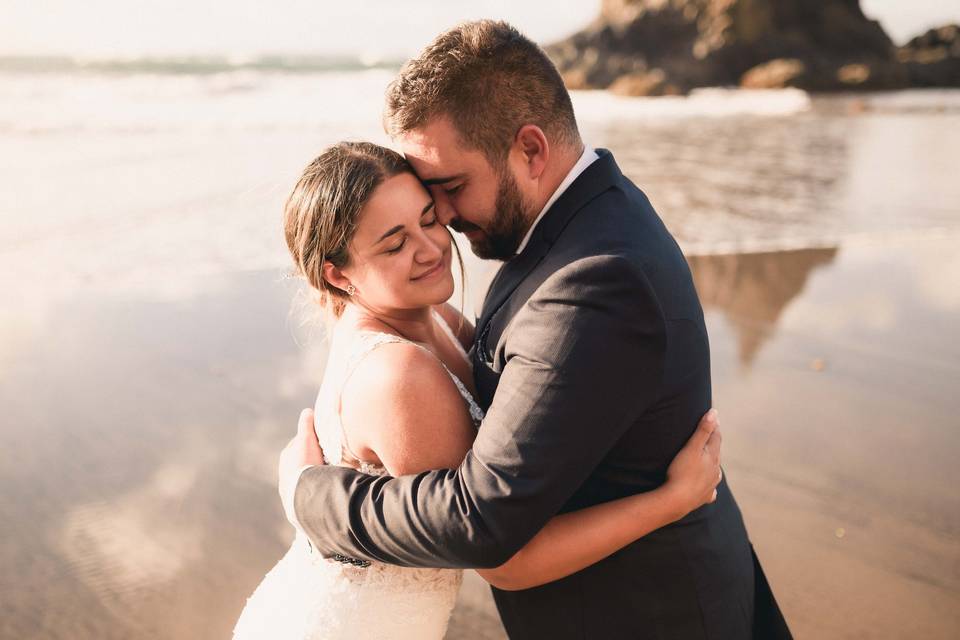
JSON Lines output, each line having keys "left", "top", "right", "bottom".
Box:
{"left": 1, "top": 231, "right": 957, "bottom": 639}
{"left": 690, "top": 236, "right": 960, "bottom": 639}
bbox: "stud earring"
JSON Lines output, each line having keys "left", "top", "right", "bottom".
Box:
{"left": 346, "top": 284, "right": 356, "bottom": 296}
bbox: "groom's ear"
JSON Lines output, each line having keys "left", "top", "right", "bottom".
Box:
{"left": 514, "top": 124, "right": 549, "bottom": 180}
{"left": 322, "top": 261, "right": 352, "bottom": 294}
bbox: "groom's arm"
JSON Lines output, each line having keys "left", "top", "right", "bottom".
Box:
{"left": 294, "top": 255, "right": 667, "bottom": 568}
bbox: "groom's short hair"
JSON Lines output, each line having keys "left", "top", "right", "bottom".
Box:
{"left": 384, "top": 20, "right": 580, "bottom": 167}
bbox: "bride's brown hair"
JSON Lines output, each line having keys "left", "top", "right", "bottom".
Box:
{"left": 284, "top": 141, "right": 464, "bottom": 319}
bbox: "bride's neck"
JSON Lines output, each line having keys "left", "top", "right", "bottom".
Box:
{"left": 341, "top": 302, "right": 435, "bottom": 344}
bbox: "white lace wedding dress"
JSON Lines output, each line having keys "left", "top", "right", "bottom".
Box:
{"left": 234, "top": 312, "right": 484, "bottom": 640}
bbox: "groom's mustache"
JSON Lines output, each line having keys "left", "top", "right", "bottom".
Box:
{"left": 449, "top": 218, "right": 482, "bottom": 234}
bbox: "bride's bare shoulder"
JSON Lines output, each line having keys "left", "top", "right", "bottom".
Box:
{"left": 344, "top": 339, "right": 451, "bottom": 402}
{"left": 338, "top": 339, "right": 475, "bottom": 475}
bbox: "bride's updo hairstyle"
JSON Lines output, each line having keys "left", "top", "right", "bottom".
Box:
{"left": 284, "top": 142, "right": 410, "bottom": 318}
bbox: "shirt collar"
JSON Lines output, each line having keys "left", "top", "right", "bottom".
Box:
{"left": 515, "top": 146, "right": 599, "bottom": 255}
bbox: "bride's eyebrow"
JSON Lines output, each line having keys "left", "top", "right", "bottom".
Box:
{"left": 374, "top": 203, "right": 435, "bottom": 244}
{"left": 376, "top": 225, "right": 404, "bottom": 243}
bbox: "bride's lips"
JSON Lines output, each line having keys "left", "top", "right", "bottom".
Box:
{"left": 411, "top": 257, "right": 446, "bottom": 281}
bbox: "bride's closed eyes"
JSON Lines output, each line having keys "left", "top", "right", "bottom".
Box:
{"left": 385, "top": 204, "right": 439, "bottom": 255}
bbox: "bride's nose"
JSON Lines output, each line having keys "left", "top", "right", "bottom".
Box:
{"left": 413, "top": 232, "right": 443, "bottom": 263}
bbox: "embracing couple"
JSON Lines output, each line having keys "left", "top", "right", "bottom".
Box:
{"left": 234, "top": 20, "right": 791, "bottom": 640}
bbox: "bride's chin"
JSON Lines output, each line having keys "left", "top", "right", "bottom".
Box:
{"left": 422, "top": 273, "right": 455, "bottom": 306}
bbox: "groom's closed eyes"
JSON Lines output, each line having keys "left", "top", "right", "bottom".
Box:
{"left": 421, "top": 174, "right": 464, "bottom": 187}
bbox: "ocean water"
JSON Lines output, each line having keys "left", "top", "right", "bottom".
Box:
{"left": 2, "top": 67, "right": 958, "bottom": 314}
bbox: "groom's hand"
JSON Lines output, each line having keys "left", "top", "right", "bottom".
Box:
{"left": 278, "top": 408, "right": 326, "bottom": 526}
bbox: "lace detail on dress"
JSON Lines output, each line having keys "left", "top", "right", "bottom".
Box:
{"left": 431, "top": 310, "right": 485, "bottom": 426}
{"left": 440, "top": 363, "right": 485, "bottom": 425}
{"left": 234, "top": 533, "right": 463, "bottom": 640}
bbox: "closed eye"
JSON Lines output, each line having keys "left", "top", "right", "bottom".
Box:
{"left": 386, "top": 202, "right": 435, "bottom": 254}
{"left": 444, "top": 184, "right": 463, "bottom": 196}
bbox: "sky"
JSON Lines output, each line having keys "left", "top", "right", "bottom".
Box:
{"left": 2, "top": 0, "right": 957, "bottom": 58}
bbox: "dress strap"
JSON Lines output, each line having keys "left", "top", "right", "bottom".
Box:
{"left": 431, "top": 308, "right": 471, "bottom": 364}
{"left": 341, "top": 331, "right": 416, "bottom": 387}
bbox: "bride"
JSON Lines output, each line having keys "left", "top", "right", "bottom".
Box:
{"left": 233, "top": 142, "right": 723, "bottom": 639}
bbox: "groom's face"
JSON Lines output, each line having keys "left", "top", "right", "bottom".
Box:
{"left": 399, "top": 117, "right": 531, "bottom": 260}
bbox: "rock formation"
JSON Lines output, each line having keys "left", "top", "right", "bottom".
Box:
{"left": 898, "top": 24, "right": 960, "bottom": 88}
{"left": 546, "top": 0, "right": 959, "bottom": 95}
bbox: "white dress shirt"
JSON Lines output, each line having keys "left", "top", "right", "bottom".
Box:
{"left": 515, "top": 146, "right": 599, "bottom": 255}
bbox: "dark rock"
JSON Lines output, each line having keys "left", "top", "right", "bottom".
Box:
{"left": 740, "top": 58, "right": 807, "bottom": 89}
{"left": 898, "top": 24, "right": 960, "bottom": 87}
{"left": 609, "top": 69, "right": 683, "bottom": 96}
{"left": 546, "top": 0, "right": 954, "bottom": 93}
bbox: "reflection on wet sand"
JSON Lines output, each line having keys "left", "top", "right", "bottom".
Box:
{"left": 0, "top": 272, "right": 320, "bottom": 640}
{"left": 687, "top": 248, "right": 838, "bottom": 366}
{"left": 704, "top": 234, "right": 960, "bottom": 639}
{"left": 61, "top": 462, "right": 202, "bottom": 594}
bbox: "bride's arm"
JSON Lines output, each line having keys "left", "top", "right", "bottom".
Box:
{"left": 475, "top": 411, "right": 722, "bottom": 591}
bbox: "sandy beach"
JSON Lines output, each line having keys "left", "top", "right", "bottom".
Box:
{"left": 1, "top": 72, "right": 959, "bottom": 638}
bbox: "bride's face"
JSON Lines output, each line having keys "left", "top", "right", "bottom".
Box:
{"left": 340, "top": 172, "right": 454, "bottom": 313}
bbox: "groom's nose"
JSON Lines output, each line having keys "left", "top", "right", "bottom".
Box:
{"left": 434, "top": 197, "right": 457, "bottom": 227}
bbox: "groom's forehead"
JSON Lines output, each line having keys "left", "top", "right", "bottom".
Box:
{"left": 398, "top": 118, "right": 471, "bottom": 176}
{"left": 400, "top": 139, "right": 445, "bottom": 176}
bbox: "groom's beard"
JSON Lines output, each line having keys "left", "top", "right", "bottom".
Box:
{"left": 451, "top": 170, "right": 530, "bottom": 261}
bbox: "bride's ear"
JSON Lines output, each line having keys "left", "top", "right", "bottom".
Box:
{"left": 321, "top": 261, "right": 353, "bottom": 294}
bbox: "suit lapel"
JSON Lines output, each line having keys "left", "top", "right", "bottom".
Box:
{"left": 476, "top": 235, "right": 549, "bottom": 334}
{"left": 476, "top": 149, "right": 623, "bottom": 336}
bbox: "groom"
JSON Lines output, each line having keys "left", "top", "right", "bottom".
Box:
{"left": 281, "top": 20, "right": 789, "bottom": 639}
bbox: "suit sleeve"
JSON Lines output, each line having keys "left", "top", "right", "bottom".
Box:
{"left": 294, "top": 255, "right": 667, "bottom": 568}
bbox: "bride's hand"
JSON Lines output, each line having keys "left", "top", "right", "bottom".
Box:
{"left": 663, "top": 409, "right": 722, "bottom": 519}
